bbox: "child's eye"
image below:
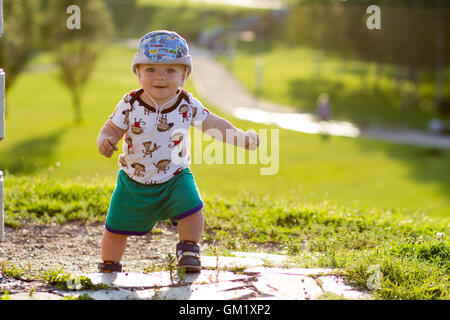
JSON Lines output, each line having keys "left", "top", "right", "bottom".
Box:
{"left": 145, "top": 67, "right": 155, "bottom": 72}
{"left": 167, "top": 68, "right": 176, "bottom": 73}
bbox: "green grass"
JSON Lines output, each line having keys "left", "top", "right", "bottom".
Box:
{"left": 3, "top": 176, "right": 449, "bottom": 299}
{"left": 2, "top": 43, "right": 450, "bottom": 216}
{"left": 39, "top": 267, "right": 110, "bottom": 291}
{"left": 0, "top": 261, "right": 108, "bottom": 296}
{"left": 221, "top": 45, "right": 449, "bottom": 130}
{"left": 1, "top": 43, "right": 450, "bottom": 300}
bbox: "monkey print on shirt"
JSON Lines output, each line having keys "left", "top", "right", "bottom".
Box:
{"left": 109, "top": 89, "right": 210, "bottom": 184}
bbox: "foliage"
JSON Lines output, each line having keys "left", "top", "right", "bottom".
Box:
{"left": 108, "top": 0, "right": 261, "bottom": 40}
{"left": 0, "top": 0, "right": 40, "bottom": 92}
{"left": 40, "top": 267, "right": 110, "bottom": 291}
{"left": 106, "top": 1, "right": 450, "bottom": 116}
{"left": 223, "top": 44, "right": 450, "bottom": 128}
{"left": 285, "top": 0, "right": 449, "bottom": 7}
{"left": 344, "top": 245, "right": 449, "bottom": 299}
{"left": 52, "top": 41, "right": 104, "bottom": 123}
{"left": 45, "top": 0, "right": 114, "bottom": 123}
{"left": 4, "top": 175, "right": 113, "bottom": 228}
{"left": 272, "top": 3, "right": 450, "bottom": 113}
{"left": 0, "top": 290, "right": 10, "bottom": 300}
{"left": 390, "top": 241, "right": 450, "bottom": 271}
{"left": 0, "top": 261, "right": 33, "bottom": 281}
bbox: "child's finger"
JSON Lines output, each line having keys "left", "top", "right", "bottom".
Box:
{"left": 108, "top": 137, "right": 118, "bottom": 151}
{"left": 99, "top": 145, "right": 112, "bottom": 158}
{"left": 253, "top": 134, "right": 260, "bottom": 149}
{"left": 102, "top": 140, "right": 114, "bottom": 153}
{"left": 246, "top": 132, "right": 259, "bottom": 150}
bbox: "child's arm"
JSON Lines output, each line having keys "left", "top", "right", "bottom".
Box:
{"left": 200, "top": 113, "right": 259, "bottom": 150}
{"left": 97, "top": 120, "right": 126, "bottom": 158}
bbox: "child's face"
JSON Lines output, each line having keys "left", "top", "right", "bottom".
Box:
{"left": 138, "top": 64, "right": 187, "bottom": 105}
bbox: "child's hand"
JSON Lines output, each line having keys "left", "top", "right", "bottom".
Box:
{"left": 244, "top": 131, "right": 259, "bottom": 151}
{"left": 98, "top": 137, "right": 118, "bottom": 158}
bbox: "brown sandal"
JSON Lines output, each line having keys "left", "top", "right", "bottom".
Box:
{"left": 98, "top": 261, "right": 122, "bottom": 273}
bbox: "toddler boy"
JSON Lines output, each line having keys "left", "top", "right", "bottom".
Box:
{"left": 97, "top": 30, "right": 259, "bottom": 273}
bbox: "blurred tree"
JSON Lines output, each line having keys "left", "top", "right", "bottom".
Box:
{"left": 433, "top": 0, "right": 447, "bottom": 114}
{"left": 343, "top": 5, "right": 449, "bottom": 112}
{"left": 46, "top": 0, "right": 113, "bottom": 124}
{"left": 279, "top": 0, "right": 450, "bottom": 115}
{"left": 0, "top": 0, "right": 40, "bottom": 93}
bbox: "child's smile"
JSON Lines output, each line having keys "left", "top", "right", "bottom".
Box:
{"left": 138, "top": 64, "right": 187, "bottom": 107}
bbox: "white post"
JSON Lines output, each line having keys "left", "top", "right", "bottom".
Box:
{"left": 0, "top": 70, "right": 4, "bottom": 141}
{"left": 0, "top": 0, "right": 4, "bottom": 241}
{"left": 0, "top": 0, "right": 2, "bottom": 37}
{"left": 0, "top": 171, "right": 3, "bottom": 242}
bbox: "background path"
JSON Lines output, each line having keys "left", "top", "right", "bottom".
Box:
{"left": 190, "top": 46, "right": 450, "bottom": 149}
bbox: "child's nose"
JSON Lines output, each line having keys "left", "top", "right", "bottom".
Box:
{"left": 154, "top": 71, "right": 165, "bottom": 81}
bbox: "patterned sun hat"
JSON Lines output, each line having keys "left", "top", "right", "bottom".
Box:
{"left": 132, "top": 30, "right": 192, "bottom": 76}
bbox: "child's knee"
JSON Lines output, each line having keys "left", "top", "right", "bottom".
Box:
{"left": 183, "top": 210, "right": 203, "bottom": 224}
{"left": 103, "top": 229, "right": 128, "bottom": 242}
{"left": 177, "top": 210, "right": 204, "bottom": 231}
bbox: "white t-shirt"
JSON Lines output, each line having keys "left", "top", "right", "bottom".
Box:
{"left": 109, "top": 88, "right": 210, "bottom": 184}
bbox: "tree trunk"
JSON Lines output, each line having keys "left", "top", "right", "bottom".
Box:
{"left": 410, "top": 66, "right": 420, "bottom": 110}
{"left": 373, "top": 62, "right": 383, "bottom": 91}
{"left": 72, "top": 92, "right": 82, "bottom": 124}
{"left": 400, "top": 68, "right": 409, "bottom": 112}
{"left": 433, "top": 2, "right": 445, "bottom": 112}
{"left": 393, "top": 66, "right": 402, "bottom": 92}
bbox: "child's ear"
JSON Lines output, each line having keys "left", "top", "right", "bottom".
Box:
{"left": 136, "top": 66, "right": 143, "bottom": 84}
{"left": 181, "top": 68, "right": 189, "bottom": 85}
{"left": 137, "top": 66, "right": 142, "bottom": 78}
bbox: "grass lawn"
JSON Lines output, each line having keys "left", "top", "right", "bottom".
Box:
{"left": 3, "top": 174, "right": 449, "bottom": 300}
{"left": 1, "top": 43, "right": 449, "bottom": 299}
{"left": 2, "top": 44, "right": 450, "bottom": 217}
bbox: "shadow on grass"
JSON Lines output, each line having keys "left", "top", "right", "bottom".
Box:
{"left": 0, "top": 126, "right": 69, "bottom": 175}
{"left": 362, "top": 140, "right": 450, "bottom": 207}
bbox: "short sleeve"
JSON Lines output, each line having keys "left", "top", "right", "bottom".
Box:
{"left": 109, "top": 96, "right": 131, "bottom": 130}
{"left": 190, "top": 96, "right": 210, "bottom": 126}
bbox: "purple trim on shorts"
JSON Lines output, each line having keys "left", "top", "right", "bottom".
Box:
{"left": 170, "top": 202, "right": 204, "bottom": 224}
{"left": 105, "top": 223, "right": 151, "bottom": 236}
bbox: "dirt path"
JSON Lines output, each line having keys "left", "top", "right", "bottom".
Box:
{"left": 0, "top": 222, "right": 372, "bottom": 301}
{"left": 0, "top": 222, "right": 181, "bottom": 294}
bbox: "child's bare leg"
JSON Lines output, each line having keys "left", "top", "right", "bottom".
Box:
{"left": 177, "top": 210, "right": 204, "bottom": 243}
{"left": 101, "top": 229, "right": 128, "bottom": 263}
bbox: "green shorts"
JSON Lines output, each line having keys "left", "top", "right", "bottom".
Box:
{"left": 105, "top": 168, "right": 203, "bottom": 236}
